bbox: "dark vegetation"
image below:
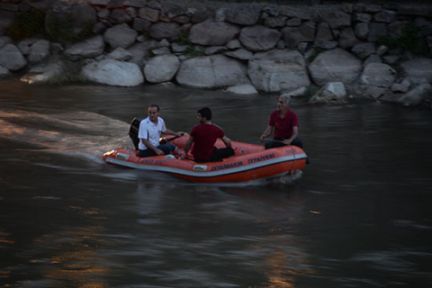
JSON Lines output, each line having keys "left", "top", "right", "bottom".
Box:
{"left": 6, "top": 8, "right": 93, "bottom": 43}
{"left": 378, "top": 23, "right": 431, "bottom": 56}
{"left": 6, "top": 8, "right": 45, "bottom": 41}
{"left": 44, "top": 13, "right": 93, "bottom": 44}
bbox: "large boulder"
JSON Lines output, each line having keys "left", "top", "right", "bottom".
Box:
{"left": 264, "top": 16, "right": 288, "bottom": 28}
{"left": 354, "top": 22, "right": 369, "bottom": 40}
{"left": 0, "top": 65, "right": 9, "bottom": 78}
{"left": 143, "top": 54, "right": 180, "bottom": 83}
{"left": 138, "top": 7, "right": 160, "bottom": 22}
{"left": 315, "top": 22, "right": 333, "bottom": 41}
{"left": 248, "top": 50, "right": 310, "bottom": 93}
{"left": 224, "top": 5, "right": 261, "bottom": 26}
{"left": 0, "top": 44, "right": 27, "bottom": 71}
{"left": 107, "top": 47, "right": 132, "bottom": 61}
{"left": 391, "top": 78, "right": 411, "bottom": 93}
{"left": 224, "top": 48, "right": 254, "bottom": 61}
{"left": 0, "top": 36, "right": 12, "bottom": 49}
{"left": 374, "top": 10, "right": 397, "bottom": 23}
{"left": 351, "top": 42, "right": 376, "bottom": 59}
{"left": 18, "top": 38, "right": 39, "bottom": 55}
{"left": 338, "top": 27, "right": 359, "bottom": 49}
{"left": 316, "top": 7, "right": 351, "bottom": 29}
{"left": 189, "top": 20, "right": 239, "bottom": 46}
{"left": 109, "top": 8, "right": 132, "bottom": 24}
{"left": 310, "top": 82, "right": 348, "bottom": 104}
{"left": 368, "top": 22, "right": 387, "bottom": 42}
{"left": 239, "top": 26, "right": 281, "bottom": 52}
{"left": 282, "top": 21, "right": 316, "bottom": 49}
{"left": 104, "top": 24, "right": 137, "bottom": 49}
{"left": 398, "top": 83, "right": 432, "bottom": 106}
{"left": 28, "top": 40, "right": 50, "bottom": 63}
{"left": 127, "top": 41, "right": 159, "bottom": 65}
{"left": 64, "top": 36, "right": 105, "bottom": 59}
{"left": 225, "top": 83, "right": 258, "bottom": 95}
{"left": 133, "top": 18, "right": 151, "bottom": 32}
{"left": 279, "top": 6, "right": 314, "bottom": 20}
{"left": 400, "top": 58, "right": 432, "bottom": 84}
{"left": 360, "top": 63, "right": 396, "bottom": 88}
{"left": 176, "top": 55, "right": 247, "bottom": 88}
{"left": 188, "top": 7, "right": 212, "bottom": 24}
{"left": 82, "top": 59, "right": 144, "bottom": 87}
{"left": 309, "top": 48, "right": 362, "bottom": 86}
{"left": 149, "top": 22, "right": 181, "bottom": 41}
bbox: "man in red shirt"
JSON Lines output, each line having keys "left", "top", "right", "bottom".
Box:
{"left": 260, "top": 95, "right": 303, "bottom": 149}
{"left": 184, "top": 107, "right": 234, "bottom": 162}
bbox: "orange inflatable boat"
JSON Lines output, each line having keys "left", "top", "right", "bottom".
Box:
{"left": 103, "top": 135, "right": 307, "bottom": 183}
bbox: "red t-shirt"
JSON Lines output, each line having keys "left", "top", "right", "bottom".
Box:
{"left": 269, "top": 109, "right": 299, "bottom": 139}
{"left": 190, "top": 123, "right": 224, "bottom": 162}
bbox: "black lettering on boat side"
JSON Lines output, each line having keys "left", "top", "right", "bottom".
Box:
{"left": 211, "top": 161, "right": 243, "bottom": 171}
{"left": 248, "top": 153, "right": 276, "bottom": 164}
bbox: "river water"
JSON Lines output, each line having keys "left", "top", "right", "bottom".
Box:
{"left": 0, "top": 79, "right": 431, "bottom": 288}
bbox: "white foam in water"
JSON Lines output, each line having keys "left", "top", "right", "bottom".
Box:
{"left": 0, "top": 109, "right": 131, "bottom": 161}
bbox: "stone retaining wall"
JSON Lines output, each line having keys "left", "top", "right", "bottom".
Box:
{"left": 0, "top": 0, "right": 431, "bottom": 108}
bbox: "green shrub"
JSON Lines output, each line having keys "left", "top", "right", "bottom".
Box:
{"left": 185, "top": 45, "right": 205, "bottom": 57}
{"left": 305, "top": 47, "right": 325, "bottom": 63}
{"left": 177, "top": 31, "right": 190, "bottom": 45}
{"left": 45, "top": 13, "right": 93, "bottom": 44}
{"left": 6, "top": 9, "right": 46, "bottom": 41}
{"left": 378, "top": 23, "right": 430, "bottom": 56}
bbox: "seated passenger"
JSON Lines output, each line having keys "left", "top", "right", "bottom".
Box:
{"left": 138, "top": 104, "right": 182, "bottom": 157}
{"left": 184, "top": 107, "right": 234, "bottom": 162}
{"left": 260, "top": 95, "right": 303, "bottom": 149}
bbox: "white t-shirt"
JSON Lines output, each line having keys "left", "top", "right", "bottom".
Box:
{"left": 138, "top": 116, "right": 167, "bottom": 150}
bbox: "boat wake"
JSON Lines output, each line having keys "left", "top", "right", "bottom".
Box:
{"left": 0, "top": 109, "right": 131, "bottom": 162}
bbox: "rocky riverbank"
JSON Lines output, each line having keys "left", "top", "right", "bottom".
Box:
{"left": 0, "top": 0, "right": 432, "bottom": 108}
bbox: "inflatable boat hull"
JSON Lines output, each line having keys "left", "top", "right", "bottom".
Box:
{"left": 103, "top": 136, "right": 307, "bottom": 183}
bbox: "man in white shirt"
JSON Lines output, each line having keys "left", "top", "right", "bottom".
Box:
{"left": 138, "top": 104, "right": 182, "bottom": 157}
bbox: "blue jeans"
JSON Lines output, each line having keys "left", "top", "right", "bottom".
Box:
{"left": 138, "top": 143, "right": 175, "bottom": 157}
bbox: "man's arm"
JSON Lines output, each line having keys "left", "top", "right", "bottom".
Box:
{"left": 282, "top": 126, "right": 298, "bottom": 145}
{"left": 260, "top": 125, "right": 274, "bottom": 141}
{"left": 221, "top": 136, "right": 232, "bottom": 148}
{"left": 162, "top": 128, "right": 183, "bottom": 137}
{"left": 142, "top": 138, "right": 163, "bottom": 155}
{"left": 183, "top": 136, "right": 194, "bottom": 155}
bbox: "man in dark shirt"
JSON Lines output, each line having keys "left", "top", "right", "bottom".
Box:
{"left": 184, "top": 107, "right": 234, "bottom": 162}
{"left": 260, "top": 95, "right": 303, "bottom": 149}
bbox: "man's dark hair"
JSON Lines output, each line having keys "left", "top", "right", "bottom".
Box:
{"left": 148, "top": 104, "right": 160, "bottom": 111}
{"left": 198, "top": 107, "right": 212, "bottom": 120}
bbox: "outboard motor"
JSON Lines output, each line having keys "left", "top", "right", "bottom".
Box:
{"left": 129, "top": 117, "right": 141, "bottom": 150}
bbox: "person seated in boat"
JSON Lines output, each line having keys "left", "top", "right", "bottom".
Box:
{"left": 183, "top": 107, "right": 234, "bottom": 162}
{"left": 138, "top": 104, "right": 183, "bottom": 157}
{"left": 260, "top": 95, "right": 303, "bottom": 149}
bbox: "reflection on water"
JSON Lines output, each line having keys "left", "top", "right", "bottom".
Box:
{"left": 1, "top": 80, "right": 432, "bottom": 287}
{"left": 266, "top": 248, "right": 306, "bottom": 288}
{"left": 40, "top": 226, "right": 109, "bottom": 288}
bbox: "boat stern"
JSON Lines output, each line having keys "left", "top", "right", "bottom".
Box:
{"left": 103, "top": 149, "right": 131, "bottom": 162}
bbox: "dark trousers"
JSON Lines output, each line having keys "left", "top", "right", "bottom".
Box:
{"left": 196, "top": 147, "right": 235, "bottom": 162}
{"left": 264, "top": 138, "right": 303, "bottom": 149}
{"left": 138, "top": 143, "right": 175, "bottom": 157}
